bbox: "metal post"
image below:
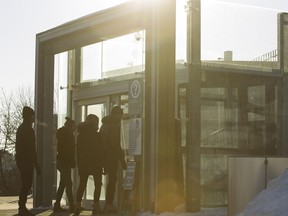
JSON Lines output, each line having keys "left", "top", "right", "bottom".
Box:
{"left": 278, "top": 13, "right": 288, "bottom": 156}
{"left": 186, "top": 0, "right": 201, "bottom": 212}
{"left": 34, "top": 46, "right": 54, "bottom": 207}
{"left": 149, "top": 0, "right": 177, "bottom": 213}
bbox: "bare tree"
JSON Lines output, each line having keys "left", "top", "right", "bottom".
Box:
{"left": 0, "top": 87, "right": 33, "bottom": 194}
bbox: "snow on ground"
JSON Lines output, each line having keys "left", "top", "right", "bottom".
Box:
{"left": 237, "top": 169, "right": 288, "bottom": 216}
{"left": 139, "top": 169, "right": 288, "bottom": 216}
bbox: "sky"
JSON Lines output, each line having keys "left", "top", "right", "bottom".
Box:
{"left": 0, "top": 0, "right": 288, "bottom": 92}
{"left": 201, "top": 0, "right": 288, "bottom": 60}
{"left": 0, "top": 0, "right": 128, "bottom": 91}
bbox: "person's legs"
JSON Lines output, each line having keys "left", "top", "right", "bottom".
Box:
{"left": 18, "top": 165, "right": 33, "bottom": 209}
{"left": 76, "top": 174, "right": 88, "bottom": 202}
{"left": 57, "top": 166, "right": 74, "bottom": 205}
{"left": 105, "top": 161, "right": 118, "bottom": 205}
{"left": 18, "top": 165, "right": 34, "bottom": 215}
{"left": 104, "top": 160, "right": 118, "bottom": 212}
{"left": 74, "top": 174, "right": 88, "bottom": 214}
{"left": 55, "top": 172, "right": 65, "bottom": 205}
{"left": 92, "top": 168, "right": 102, "bottom": 213}
{"left": 54, "top": 169, "right": 67, "bottom": 212}
{"left": 65, "top": 168, "right": 74, "bottom": 211}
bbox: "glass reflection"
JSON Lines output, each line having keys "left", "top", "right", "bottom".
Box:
{"left": 54, "top": 51, "right": 69, "bottom": 205}
{"left": 201, "top": 0, "right": 281, "bottom": 64}
{"left": 54, "top": 52, "right": 68, "bottom": 128}
{"left": 81, "top": 43, "right": 102, "bottom": 81}
{"left": 81, "top": 31, "right": 145, "bottom": 83}
{"left": 176, "top": 0, "right": 285, "bottom": 208}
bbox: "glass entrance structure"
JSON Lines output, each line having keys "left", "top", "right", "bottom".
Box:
{"left": 35, "top": 0, "right": 288, "bottom": 214}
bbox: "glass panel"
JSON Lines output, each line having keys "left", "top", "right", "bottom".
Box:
{"left": 81, "top": 94, "right": 128, "bottom": 200}
{"left": 121, "top": 94, "right": 129, "bottom": 114}
{"left": 176, "top": 0, "right": 188, "bottom": 205}
{"left": 54, "top": 51, "right": 69, "bottom": 203}
{"left": 102, "top": 31, "right": 145, "bottom": 77}
{"left": 80, "top": 31, "right": 145, "bottom": 83}
{"left": 179, "top": 0, "right": 286, "bottom": 208}
{"left": 81, "top": 43, "right": 102, "bottom": 82}
{"left": 54, "top": 52, "right": 68, "bottom": 125}
{"left": 201, "top": 0, "right": 282, "bottom": 67}
{"left": 176, "top": 0, "right": 187, "bottom": 63}
{"left": 178, "top": 86, "right": 188, "bottom": 195}
{"left": 201, "top": 100, "right": 226, "bottom": 148}
{"left": 87, "top": 104, "right": 106, "bottom": 128}
{"left": 199, "top": 83, "right": 279, "bottom": 206}
{"left": 81, "top": 106, "right": 86, "bottom": 122}
{"left": 85, "top": 103, "right": 107, "bottom": 200}
{"left": 201, "top": 154, "right": 227, "bottom": 207}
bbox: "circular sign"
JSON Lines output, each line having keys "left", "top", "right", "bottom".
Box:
{"left": 130, "top": 80, "right": 141, "bottom": 99}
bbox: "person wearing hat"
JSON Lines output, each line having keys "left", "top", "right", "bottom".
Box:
{"left": 54, "top": 117, "right": 76, "bottom": 213}
{"left": 16, "top": 106, "right": 41, "bottom": 216}
{"left": 74, "top": 114, "right": 103, "bottom": 215}
{"left": 100, "top": 106, "right": 127, "bottom": 212}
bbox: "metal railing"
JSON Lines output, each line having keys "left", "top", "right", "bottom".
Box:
{"left": 253, "top": 49, "right": 278, "bottom": 62}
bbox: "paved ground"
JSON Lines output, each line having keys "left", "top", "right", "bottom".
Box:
{"left": 0, "top": 196, "right": 126, "bottom": 216}
{"left": 0, "top": 196, "right": 227, "bottom": 216}
{"left": 0, "top": 196, "right": 39, "bottom": 215}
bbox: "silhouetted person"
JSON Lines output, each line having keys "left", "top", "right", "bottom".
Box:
{"left": 54, "top": 117, "right": 76, "bottom": 213}
{"left": 75, "top": 114, "right": 103, "bottom": 215}
{"left": 16, "top": 106, "right": 41, "bottom": 216}
{"left": 100, "top": 106, "right": 126, "bottom": 212}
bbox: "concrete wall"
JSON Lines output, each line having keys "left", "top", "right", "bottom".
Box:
{"left": 228, "top": 156, "right": 288, "bottom": 216}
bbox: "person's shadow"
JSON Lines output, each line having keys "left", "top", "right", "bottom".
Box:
{"left": 49, "top": 213, "right": 72, "bottom": 216}
{"left": 12, "top": 208, "right": 50, "bottom": 216}
{"left": 48, "top": 213, "right": 74, "bottom": 216}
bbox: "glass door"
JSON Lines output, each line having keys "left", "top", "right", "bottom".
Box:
{"left": 75, "top": 97, "right": 109, "bottom": 208}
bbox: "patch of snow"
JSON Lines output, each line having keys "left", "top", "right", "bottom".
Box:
{"left": 238, "top": 169, "right": 288, "bottom": 216}
{"left": 138, "top": 207, "right": 227, "bottom": 216}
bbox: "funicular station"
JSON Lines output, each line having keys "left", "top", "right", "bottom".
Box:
{"left": 34, "top": 0, "right": 288, "bottom": 215}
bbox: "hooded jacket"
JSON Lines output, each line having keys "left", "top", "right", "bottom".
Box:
{"left": 100, "top": 115, "right": 124, "bottom": 162}
{"left": 15, "top": 121, "right": 38, "bottom": 169}
{"left": 56, "top": 126, "right": 76, "bottom": 168}
{"left": 76, "top": 120, "right": 103, "bottom": 175}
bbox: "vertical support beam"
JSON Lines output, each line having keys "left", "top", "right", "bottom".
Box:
{"left": 143, "top": 17, "right": 154, "bottom": 211}
{"left": 67, "top": 50, "right": 76, "bottom": 117}
{"left": 72, "top": 48, "right": 81, "bottom": 194}
{"left": 186, "top": 0, "right": 201, "bottom": 212}
{"left": 148, "top": 0, "right": 177, "bottom": 213}
{"left": 34, "top": 42, "right": 54, "bottom": 207}
{"left": 278, "top": 13, "right": 288, "bottom": 156}
{"left": 34, "top": 40, "right": 44, "bottom": 208}
{"left": 265, "top": 85, "right": 276, "bottom": 155}
{"left": 42, "top": 53, "right": 54, "bottom": 206}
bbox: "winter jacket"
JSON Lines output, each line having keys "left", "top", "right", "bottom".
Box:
{"left": 76, "top": 120, "right": 103, "bottom": 175}
{"left": 15, "top": 121, "right": 38, "bottom": 169}
{"left": 100, "top": 115, "right": 125, "bottom": 164}
{"left": 56, "top": 126, "right": 76, "bottom": 168}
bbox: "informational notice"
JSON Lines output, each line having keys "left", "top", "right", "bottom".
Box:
{"left": 128, "top": 118, "right": 141, "bottom": 156}
{"left": 128, "top": 79, "right": 143, "bottom": 116}
{"left": 122, "top": 161, "right": 136, "bottom": 190}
